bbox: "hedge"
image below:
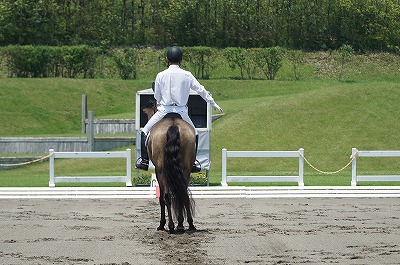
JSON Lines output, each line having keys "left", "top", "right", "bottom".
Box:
{"left": 1, "top": 45, "right": 100, "bottom": 78}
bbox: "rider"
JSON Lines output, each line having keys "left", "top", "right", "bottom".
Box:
{"left": 136, "top": 46, "right": 223, "bottom": 172}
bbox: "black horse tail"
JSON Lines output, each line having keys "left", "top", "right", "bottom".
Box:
{"left": 164, "top": 124, "right": 192, "bottom": 219}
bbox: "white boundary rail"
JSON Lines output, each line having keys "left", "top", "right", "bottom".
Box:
{"left": 221, "top": 148, "right": 304, "bottom": 186}
{"left": 2, "top": 186, "right": 400, "bottom": 199}
{"left": 49, "top": 149, "right": 132, "bottom": 187}
{"left": 351, "top": 148, "right": 400, "bottom": 186}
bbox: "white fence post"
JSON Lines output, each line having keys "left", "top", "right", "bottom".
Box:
{"left": 298, "top": 148, "right": 304, "bottom": 187}
{"left": 126, "top": 148, "right": 132, "bottom": 187}
{"left": 49, "top": 149, "right": 55, "bottom": 188}
{"left": 351, "top": 148, "right": 358, "bottom": 186}
{"left": 351, "top": 149, "right": 400, "bottom": 186}
{"left": 221, "top": 148, "right": 228, "bottom": 186}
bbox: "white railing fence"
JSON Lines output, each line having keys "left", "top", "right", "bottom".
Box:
{"left": 351, "top": 148, "right": 400, "bottom": 186}
{"left": 49, "top": 149, "right": 132, "bottom": 187}
{"left": 221, "top": 148, "right": 304, "bottom": 187}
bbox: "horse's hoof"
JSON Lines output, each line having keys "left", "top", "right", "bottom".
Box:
{"left": 188, "top": 225, "right": 197, "bottom": 232}
{"left": 176, "top": 226, "right": 185, "bottom": 234}
{"left": 168, "top": 229, "right": 175, "bottom": 234}
{"left": 157, "top": 226, "right": 165, "bottom": 231}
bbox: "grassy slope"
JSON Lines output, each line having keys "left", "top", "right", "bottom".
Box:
{"left": 210, "top": 80, "right": 400, "bottom": 185}
{"left": 1, "top": 78, "right": 400, "bottom": 186}
{"left": 1, "top": 51, "right": 400, "bottom": 186}
{"left": 0, "top": 78, "right": 153, "bottom": 136}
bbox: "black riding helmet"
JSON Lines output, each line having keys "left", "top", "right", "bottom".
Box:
{"left": 166, "top": 46, "right": 183, "bottom": 63}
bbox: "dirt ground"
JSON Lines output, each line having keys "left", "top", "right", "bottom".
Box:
{"left": 1, "top": 197, "right": 400, "bottom": 265}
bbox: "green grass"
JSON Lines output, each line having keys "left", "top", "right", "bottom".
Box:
{"left": 1, "top": 52, "right": 400, "bottom": 187}
{"left": 2, "top": 78, "right": 400, "bottom": 187}
{"left": 0, "top": 78, "right": 153, "bottom": 136}
{"left": 210, "top": 79, "right": 400, "bottom": 186}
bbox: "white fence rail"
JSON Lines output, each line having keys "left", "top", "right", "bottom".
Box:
{"left": 351, "top": 148, "right": 400, "bottom": 186}
{"left": 221, "top": 148, "right": 304, "bottom": 186}
{"left": 49, "top": 149, "right": 132, "bottom": 187}
{"left": 2, "top": 186, "right": 400, "bottom": 199}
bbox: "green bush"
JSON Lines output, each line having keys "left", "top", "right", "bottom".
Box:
{"left": 337, "top": 44, "right": 354, "bottom": 81}
{"left": 1, "top": 45, "right": 398, "bottom": 81}
{"left": 287, "top": 50, "right": 305, "bottom": 81}
{"left": 2, "top": 45, "right": 53, "bottom": 77}
{"left": 189, "top": 172, "right": 208, "bottom": 186}
{"left": 134, "top": 172, "right": 152, "bottom": 186}
{"left": 59, "top": 46, "right": 99, "bottom": 78}
{"left": 1, "top": 45, "right": 100, "bottom": 78}
{"left": 252, "top": 47, "right": 286, "bottom": 80}
{"left": 183, "top": 46, "right": 216, "bottom": 79}
{"left": 113, "top": 48, "right": 138, "bottom": 80}
{"left": 223, "top": 47, "right": 254, "bottom": 79}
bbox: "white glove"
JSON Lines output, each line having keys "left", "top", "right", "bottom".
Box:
{"left": 212, "top": 103, "right": 223, "bottom": 113}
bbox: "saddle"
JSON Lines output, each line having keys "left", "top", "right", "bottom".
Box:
{"left": 163, "top": 112, "right": 182, "bottom": 120}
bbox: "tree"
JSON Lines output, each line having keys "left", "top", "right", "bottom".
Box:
{"left": 288, "top": 50, "right": 305, "bottom": 81}
{"left": 113, "top": 48, "right": 138, "bottom": 80}
{"left": 252, "top": 47, "right": 286, "bottom": 80}
{"left": 1, "top": 0, "right": 400, "bottom": 50}
{"left": 223, "top": 47, "right": 253, "bottom": 79}
{"left": 337, "top": 44, "right": 354, "bottom": 81}
{"left": 183, "top": 46, "right": 215, "bottom": 79}
{"left": 0, "top": 0, "right": 63, "bottom": 45}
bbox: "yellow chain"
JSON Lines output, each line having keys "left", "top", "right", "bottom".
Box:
{"left": 0, "top": 154, "right": 51, "bottom": 167}
{"left": 298, "top": 150, "right": 358, "bottom": 175}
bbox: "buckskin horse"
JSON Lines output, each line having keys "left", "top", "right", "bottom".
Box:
{"left": 147, "top": 114, "right": 197, "bottom": 233}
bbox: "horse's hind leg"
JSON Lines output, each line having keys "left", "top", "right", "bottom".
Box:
{"left": 176, "top": 208, "right": 185, "bottom": 234}
{"left": 164, "top": 192, "right": 175, "bottom": 233}
{"left": 157, "top": 187, "right": 166, "bottom": 231}
{"left": 186, "top": 203, "right": 196, "bottom": 231}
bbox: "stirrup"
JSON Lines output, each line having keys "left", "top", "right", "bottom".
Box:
{"left": 135, "top": 157, "right": 149, "bottom": 171}
{"left": 191, "top": 159, "right": 201, "bottom": 173}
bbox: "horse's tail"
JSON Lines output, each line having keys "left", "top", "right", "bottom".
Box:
{"left": 164, "top": 124, "right": 193, "bottom": 218}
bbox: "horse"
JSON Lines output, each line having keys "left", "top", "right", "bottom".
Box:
{"left": 147, "top": 115, "right": 197, "bottom": 233}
